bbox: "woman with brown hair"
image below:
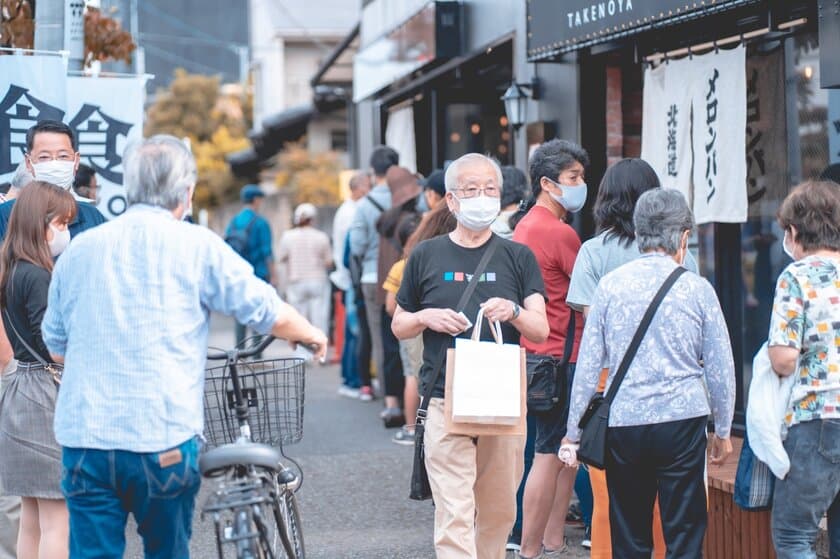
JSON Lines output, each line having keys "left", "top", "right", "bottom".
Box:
{"left": 0, "top": 181, "right": 76, "bottom": 559}
{"left": 384, "top": 201, "right": 456, "bottom": 444}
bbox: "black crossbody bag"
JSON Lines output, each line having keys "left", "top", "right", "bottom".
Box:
{"left": 410, "top": 236, "right": 499, "bottom": 501}
{"left": 527, "top": 310, "right": 576, "bottom": 412}
{"left": 576, "top": 267, "right": 686, "bottom": 469}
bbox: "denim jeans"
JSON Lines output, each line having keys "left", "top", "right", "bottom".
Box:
{"left": 62, "top": 437, "right": 202, "bottom": 559}
{"left": 772, "top": 419, "right": 840, "bottom": 559}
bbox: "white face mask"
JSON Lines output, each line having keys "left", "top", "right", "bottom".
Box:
{"left": 547, "top": 178, "right": 588, "bottom": 213}
{"left": 783, "top": 231, "right": 796, "bottom": 260}
{"left": 31, "top": 159, "right": 76, "bottom": 190}
{"left": 454, "top": 195, "right": 501, "bottom": 231}
{"left": 48, "top": 224, "right": 71, "bottom": 257}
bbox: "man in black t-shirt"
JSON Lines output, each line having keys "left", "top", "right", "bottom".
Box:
{"left": 393, "top": 153, "right": 548, "bottom": 558}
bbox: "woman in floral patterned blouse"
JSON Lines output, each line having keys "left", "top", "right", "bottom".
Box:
{"left": 768, "top": 180, "right": 840, "bottom": 559}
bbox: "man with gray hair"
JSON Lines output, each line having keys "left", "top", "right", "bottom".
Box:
{"left": 42, "top": 135, "right": 328, "bottom": 558}
{"left": 393, "top": 152, "right": 549, "bottom": 558}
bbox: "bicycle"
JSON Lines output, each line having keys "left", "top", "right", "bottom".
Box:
{"left": 199, "top": 335, "right": 307, "bottom": 559}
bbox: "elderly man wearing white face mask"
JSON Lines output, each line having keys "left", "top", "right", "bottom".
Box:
{"left": 392, "top": 153, "right": 550, "bottom": 559}
{"left": 0, "top": 121, "right": 106, "bottom": 242}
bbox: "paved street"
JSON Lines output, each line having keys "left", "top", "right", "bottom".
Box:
{"left": 126, "top": 314, "right": 589, "bottom": 558}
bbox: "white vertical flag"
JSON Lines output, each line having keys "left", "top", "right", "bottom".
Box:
{"left": 691, "top": 46, "right": 747, "bottom": 224}
{"left": 641, "top": 58, "right": 693, "bottom": 203}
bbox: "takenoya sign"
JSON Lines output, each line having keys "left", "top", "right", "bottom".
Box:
{"left": 528, "top": 0, "right": 748, "bottom": 59}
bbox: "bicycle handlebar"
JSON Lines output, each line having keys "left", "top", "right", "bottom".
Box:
{"left": 206, "top": 336, "right": 319, "bottom": 362}
{"left": 206, "top": 335, "right": 277, "bottom": 361}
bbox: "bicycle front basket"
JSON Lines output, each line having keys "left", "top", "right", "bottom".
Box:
{"left": 203, "top": 357, "right": 305, "bottom": 448}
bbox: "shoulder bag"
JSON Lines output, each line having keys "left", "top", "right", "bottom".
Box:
{"left": 577, "top": 266, "right": 686, "bottom": 469}
{"left": 527, "top": 310, "right": 576, "bottom": 411}
{"left": 410, "top": 235, "right": 499, "bottom": 501}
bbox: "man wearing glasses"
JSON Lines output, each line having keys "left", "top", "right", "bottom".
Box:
{"left": 0, "top": 120, "right": 106, "bottom": 240}
{"left": 392, "top": 153, "right": 549, "bottom": 558}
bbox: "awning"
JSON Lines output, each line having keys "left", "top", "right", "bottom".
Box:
{"left": 527, "top": 0, "right": 758, "bottom": 61}
{"left": 310, "top": 23, "right": 358, "bottom": 88}
{"left": 227, "top": 104, "right": 314, "bottom": 178}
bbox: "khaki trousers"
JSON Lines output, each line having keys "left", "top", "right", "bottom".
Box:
{"left": 425, "top": 398, "right": 525, "bottom": 559}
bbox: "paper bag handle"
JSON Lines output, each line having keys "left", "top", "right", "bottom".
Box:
{"left": 471, "top": 307, "right": 503, "bottom": 344}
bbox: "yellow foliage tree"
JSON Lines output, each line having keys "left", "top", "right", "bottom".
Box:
{"left": 274, "top": 141, "right": 342, "bottom": 206}
{"left": 145, "top": 69, "right": 252, "bottom": 208}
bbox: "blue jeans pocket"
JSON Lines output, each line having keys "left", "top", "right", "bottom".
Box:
{"left": 818, "top": 420, "right": 840, "bottom": 464}
{"left": 61, "top": 448, "right": 89, "bottom": 498}
{"left": 141, "top": 438, "right": 201, "bottom": 499}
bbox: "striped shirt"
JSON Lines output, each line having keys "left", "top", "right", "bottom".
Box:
{"left": 278, "top": 226, "right": 332, "bottom": 283}
{"left": 43, "top": 204, "right": 283, "bottom": 452}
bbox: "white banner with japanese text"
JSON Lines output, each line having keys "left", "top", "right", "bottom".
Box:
{"left": 67, "top": 75, "right": 147, "bottom": 219}
{"left": 691, "top": 46, "right": 747, "bottom": 224}
{"left": 641, "top": 58, "right": 693, "bottom": 203}
{"left": 0, "top": 55, "right": 68, "bottom": 185}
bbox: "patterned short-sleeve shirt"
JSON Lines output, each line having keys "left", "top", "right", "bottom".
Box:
{"left": 768, "top": 255, "right": 840, "bottom": 426}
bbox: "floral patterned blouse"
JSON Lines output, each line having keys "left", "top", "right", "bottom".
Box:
{"left": 769, "top": 255, "right": 840, "bottom": 426}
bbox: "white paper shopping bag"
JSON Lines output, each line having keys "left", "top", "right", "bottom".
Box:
{"left": 449, "top": 309, "right": 522, "bottom": 425}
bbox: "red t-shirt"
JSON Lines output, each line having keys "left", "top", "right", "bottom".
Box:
{"left": 512, "top": 205, "right": 583, "bottom": 360}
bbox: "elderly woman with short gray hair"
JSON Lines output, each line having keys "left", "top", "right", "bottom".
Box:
{"left": 562, "top": 188, "right": 736, "bottom": 558}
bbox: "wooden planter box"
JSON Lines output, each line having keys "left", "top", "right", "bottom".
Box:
{"left": 704, "top": 437, "right": 776, "bottom": 559}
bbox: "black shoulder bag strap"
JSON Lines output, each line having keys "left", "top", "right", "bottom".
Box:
{"left": 416, "top": 235, "right": 500, "bottom": 425}
{"left": 603, "top": 266, "right": 687, "bottom": 405}
{"left": 366, "top": 195, "right": 386, "bottom": 214}
{"left": 2, "top": 309, "right": 62, "bottom": 387}
{"left": 561, "top": 308, "right": 576, "bottom": 366}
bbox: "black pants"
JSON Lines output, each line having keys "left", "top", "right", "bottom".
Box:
{"left": 354, "top": 289, "right": 372, "bottom": 388}
{"left": 380, "top": 308, "right": 404, "bottom": 399}
{"left": 606, "top": 416, "right": 708, "bottom": 559}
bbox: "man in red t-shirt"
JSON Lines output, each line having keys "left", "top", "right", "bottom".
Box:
{"left": 512, "top": 139, "right": 589, "bottom": 559}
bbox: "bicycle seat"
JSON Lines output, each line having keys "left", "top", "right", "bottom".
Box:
{"left": 199, "top": 442, "right": 283, "bottom": 477}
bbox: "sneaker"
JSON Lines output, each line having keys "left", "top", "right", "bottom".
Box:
{"left": 565, "top": 503, "right": 584, "bottom": 527}
{"left": 392, "top": 427, "right": 415, "bottom": 445}
{"left": 505, "top": 540, "right": 521, "bottom": 553}
{"left": 358, "top": 386, "right": 374, "bottom": 401}
{"left": 581, "top": 526, "right": 591, "bottom": 550}
{"left": 382, "top": 408, "right": 405, "bottom": 428}
{"left": 337, "top": 385, "right": 360, "bottom": 399}
{"left": 542, "top": 539, "right": 571, "bottom": 557}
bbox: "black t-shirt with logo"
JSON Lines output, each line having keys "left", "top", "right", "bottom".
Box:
{"left": 396, "top": 233, "right": 545, "bottom": 398}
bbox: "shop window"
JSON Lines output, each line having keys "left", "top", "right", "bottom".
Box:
{"left": 330, "top": 130, "right": 348, "bottom": 152}
{"left": 443, "top": 102, "right": 511, "bottom": 166}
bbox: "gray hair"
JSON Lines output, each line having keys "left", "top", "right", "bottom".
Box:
{"left": 444, "top": 153, "right": 503, "bottom": 193}
{"left": 11, "top": 161, "right": 33, "bottom": 189}
{"left": 633, "top": 189, "right": 695, "bottom": 254}
{"left": 124, "top": 135, "right": 197, "bottom": 210}
{"left": 348, "top": 171, "right": 369, "bottom": 191}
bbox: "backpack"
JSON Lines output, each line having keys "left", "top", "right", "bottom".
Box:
{"left": 225, "top": 215, "right": 258, "bottom": 258}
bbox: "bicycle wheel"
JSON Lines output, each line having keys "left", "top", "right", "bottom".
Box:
{"left": 266, "top": 490, "right": 304, "bottom": 559}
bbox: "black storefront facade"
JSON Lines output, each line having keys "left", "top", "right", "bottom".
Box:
{"left": 528, "top": 0, "right": 839, "bottom": 431}
{"left": 351, "top": 0, "right": 580, "bottom": 175}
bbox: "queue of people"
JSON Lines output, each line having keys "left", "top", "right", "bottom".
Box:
{"left": 0, "top": 116, "right": 835, "bottom": 559}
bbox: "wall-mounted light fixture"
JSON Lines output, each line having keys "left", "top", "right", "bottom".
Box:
{"left": 501, "top": 77, "right": 541, "bottom": 132}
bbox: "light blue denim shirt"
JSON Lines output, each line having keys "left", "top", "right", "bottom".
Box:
{"left": 43, "top": 205, "right": 283, "bottom": 452}
{"left": 566, "top": 253, "right": 736, "bottom": 441}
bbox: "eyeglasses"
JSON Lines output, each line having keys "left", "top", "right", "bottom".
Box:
{"left": 455, "top": 182, "right": 501, "bottom": 199}
{"left": 29, "top": 152, "right": 75, "bottom": 163}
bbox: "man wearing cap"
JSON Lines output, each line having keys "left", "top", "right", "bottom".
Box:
{"left": 225, "top": 184, "right": 277, "bottom": 346}
{"left": 278, "top": 203, "right": 333, "bottom": 338}
{"left": 422, "top": 169, "right": 446, "bottom": 210}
